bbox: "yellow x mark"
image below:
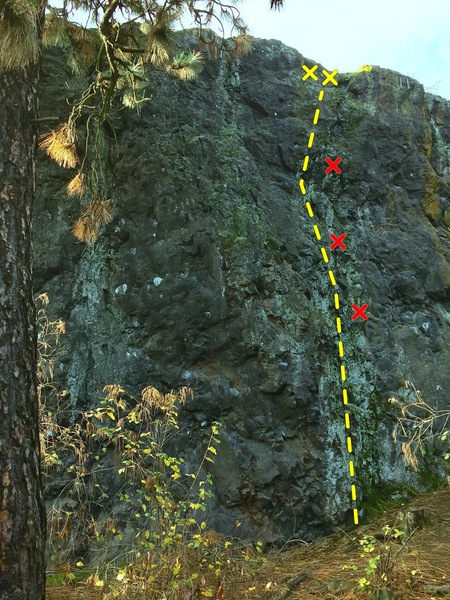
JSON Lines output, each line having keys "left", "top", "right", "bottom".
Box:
{"left": 302, "top": 64, "right": 318, "bottom": 81}
{"left": 322, "top": 68, "right": 339, "bottom": 86}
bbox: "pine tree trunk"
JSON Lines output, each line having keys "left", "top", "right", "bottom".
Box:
{"left": 0, "top": 34, "right": 46, "bottom": 600}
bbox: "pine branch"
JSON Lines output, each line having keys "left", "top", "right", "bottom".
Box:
{"left": 35, "top": 0, "right": 263, "bottom": 244}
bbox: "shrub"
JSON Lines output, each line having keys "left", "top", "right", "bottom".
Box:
{"left": 37, "top": 294, "right": 265, "bottom": 598}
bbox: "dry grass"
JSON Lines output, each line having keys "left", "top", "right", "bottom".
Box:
{"left": 246, "top": 486, "right": 450, "bottom": 600}
{"left": 46, "top": 486, "right": 450, "bottom": 600}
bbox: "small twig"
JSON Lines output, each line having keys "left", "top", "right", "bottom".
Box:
{"left": 394, "top": 527, "right": 418, "bottom": 560}
{"left": 116, "top": 45, "right": 146, "bottom": 54}
{"left": 335, "top": 527, "right": 357, "bottom": 543}
{"left": 31, "top": 116, "right": 60, "bottom": 123}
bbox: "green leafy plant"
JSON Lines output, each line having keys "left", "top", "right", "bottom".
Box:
{"left": 405, "top": 567, "right": 420, "bottom": 585}
{"left": 44, "top": 384, "right": 224, "bottom": 594}
{"left": 341, "top": 526, "right": 405, "bottom": 590}
{"left": 37, "top": 296, "right": 266, "bottom": 597}
{"left": 36, "top": 292, "right": 74, "bottom": 475}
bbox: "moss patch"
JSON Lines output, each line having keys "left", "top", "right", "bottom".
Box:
{"left": 422, "top": 161, "right": 441, "bottom": 220}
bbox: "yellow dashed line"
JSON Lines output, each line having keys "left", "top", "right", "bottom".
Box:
{"left": 347, "top": 437, "right": 353, "bottom": 453}
{"left": 299, "top": 179, "right": 307, "bottom": 195}
{"left": 300, "top": 66, "right": 358, "bottom": 525}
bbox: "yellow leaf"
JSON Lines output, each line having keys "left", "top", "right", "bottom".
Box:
{"left": 75, "top": 561, "right": 84, "bottom": 567}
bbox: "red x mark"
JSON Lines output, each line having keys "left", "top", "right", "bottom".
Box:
{"left": 325, "top": 157, "right": 342, "bottom": 174}
{"left": 330, "top": 233, "right": 347, "bottom": 250}
{"left": 351, "top": 303, "right": 368, "bottom": 321}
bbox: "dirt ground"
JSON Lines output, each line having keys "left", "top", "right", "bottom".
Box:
{"left": 46, "top": 486, "right": 450, "bottom": 600}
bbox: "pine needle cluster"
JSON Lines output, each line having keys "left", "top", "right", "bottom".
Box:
{"left": 138, "top": 12, "right": 206, "bottom": 81}
{"left": 32, "top": 0, "right": 263, "bottom": 244}
{"left": 143, "top": 9, "right": 175, "bottom": 67}
{"left": 116, "top": 62, "right": 150, "bottom": 111}
{"left": 38, "top": 124, "right": 79, "bottom": 169}
{"left": 67, "top": 172, "right": 86, "bottom": 197}
{"left": 43, "top": 8, "right": 99, "bottom": 75}
{"left": 270, "top": 0, "right": 284, "bottom": 9}
{"left": 198, "top": 30, "right": 219, "bottom": 60}
{"left": 229, "top": 33, "right": 253, "bottom": 58}
{"left": 0, "top": 0, "right": 40, "bottom": 70}
{"left": 71, "top": 198, "right": 113, "bottom": 243}
{"left": 168, "top": 50, "right": 204, "bottom": 81}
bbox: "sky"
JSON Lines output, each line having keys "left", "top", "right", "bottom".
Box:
{"left": 224, "top": 0, "right": 450, "bottom": 100}
{"left": 66, "top": 0, "right": 450, "bottom": 100}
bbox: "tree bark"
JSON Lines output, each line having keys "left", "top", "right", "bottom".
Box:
{"left": 0, "top": 26, "right": 46, "bottom": 600}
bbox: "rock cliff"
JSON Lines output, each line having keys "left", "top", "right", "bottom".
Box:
{"left": 34, "top": 34, "right": 450, "bottom": 543}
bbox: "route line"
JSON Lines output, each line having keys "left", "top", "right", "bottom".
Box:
{"left": 300, "top": 65, "right": 359, "bottom": 525}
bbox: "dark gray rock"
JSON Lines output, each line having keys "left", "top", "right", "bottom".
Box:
{"left": 34, "top": 36, "right": 450, "bottom": 544}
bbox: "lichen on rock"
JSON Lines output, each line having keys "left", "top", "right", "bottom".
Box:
{"left": 34, "top": 35, "right": 450, "bottom": 544}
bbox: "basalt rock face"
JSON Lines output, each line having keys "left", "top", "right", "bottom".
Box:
{"left": 34, "top": 36, "right": 450, "bottom": 544}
